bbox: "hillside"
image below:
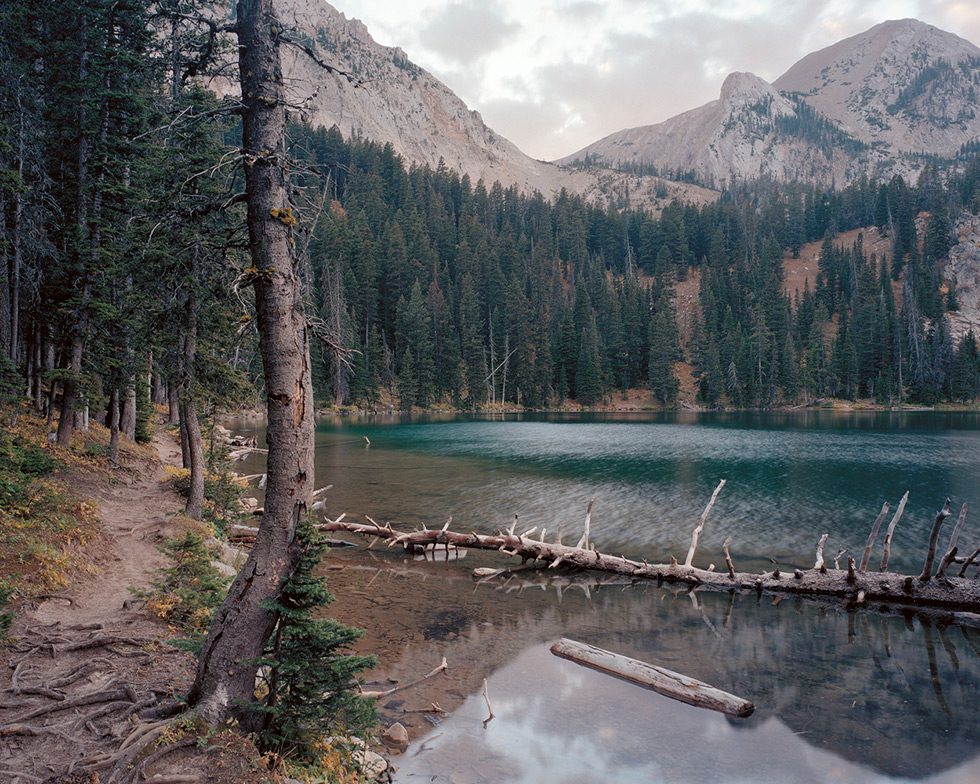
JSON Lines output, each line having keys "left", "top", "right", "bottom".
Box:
{"left": 270, "top": 0, "right": 716, "bottom": 211}
{"left": 559, "top": 19, "right": 980, "bottom": 187}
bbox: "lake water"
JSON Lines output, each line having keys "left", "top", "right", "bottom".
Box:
{"left": 230, "top": 410, "right": 980, "bottom": 783}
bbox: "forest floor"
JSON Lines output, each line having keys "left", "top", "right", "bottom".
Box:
{"left": 0, "top": 415, "right": 274, "bottom": 784}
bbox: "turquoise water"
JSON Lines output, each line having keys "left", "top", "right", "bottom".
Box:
{"left": 238, "top": 410, "right": 980, "bottom": 574}
{"left": 231, "top": 411, "right": 980, "bottom": 782}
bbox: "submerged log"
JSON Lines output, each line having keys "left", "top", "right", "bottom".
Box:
{"left": 321, "top": 512, "right": 980, "bottom": 613}
{"left": 550, "top": 638, "right": 754, "bottom": 718}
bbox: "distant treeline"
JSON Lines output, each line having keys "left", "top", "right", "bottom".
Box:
{"left": 0, "top": 0, "right": 978, "bottom": 425}
{"left": 293, "top": 126, "right": 980, "bottom": 408}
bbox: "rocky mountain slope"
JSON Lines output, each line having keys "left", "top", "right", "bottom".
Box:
{"left": 269, "top": 0, "right": 715, "bottom": 209}
{"left": 559, "top": 19, "right": 980, "bottom": 186}
{"left": 946, "top": 212, "right": 980, "bottom": 343}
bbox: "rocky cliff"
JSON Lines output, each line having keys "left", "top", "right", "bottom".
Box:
{"left": 267, "top": 0, "right": 715, "bottom": 210}
{"left": 946, "top": 212, "right": 980, "bottom": 343}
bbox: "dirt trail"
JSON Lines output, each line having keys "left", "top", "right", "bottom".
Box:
{"left": 0, "top": 429, "right": 210, "bottom": 783}
{"left": 31, "top": 436, "right": 184, "bottom": 628}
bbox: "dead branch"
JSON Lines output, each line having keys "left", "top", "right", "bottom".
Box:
{"left": 920, "top": 498, "right": 952, "bottom": 582}
{"left": 359, "top": 657, "right": 448, "bottom": 699}
{"left": 814, "top": 534, "right": 829, "bottom": 573}
{"left": 323, "top": 505, "right": 980, "bottom": 613}
{"left": 551, "top": 638, "right": 753, "bottom": 717}
{"left": 859, "top": 501, "right": 890, "bottom": 572}
{"left": 722, "top": 536, "right": 736, "bottom": 579}
{"left": 481, "top": 677, "right": 494, "bottom": 727}
{"left": 937, "top": 503, "right": 969, "bottom": 579}
{"left": 685, "top": 479, "right": 725, "bottom": 567}
{"left": 880, "top": 491, "right": 909, "bottom": 571}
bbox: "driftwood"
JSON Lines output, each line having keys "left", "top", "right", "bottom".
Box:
{"left": 937, "top": 503, "right": 969, "bottom": 579}
{"left": 321, "top": 491, "right": 980, "bottom": 612}
{"left": 684, "top": 480, "right": 725, "bottom": 567}
{"left": 550, "top": 638, "right": 754, "bottom": 718}
{"left": 859, "top": 502, "right": 890, "bottom": 573}
{"left": 919, "top": 499, "right": 952, "bottom": 582}
{"left": 879, "top": 491, "right": 909, "bottom": 571}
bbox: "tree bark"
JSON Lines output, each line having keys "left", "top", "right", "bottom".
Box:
{"left": 56, "top": 334, "right": 84, "bottom": 446}
{"left": 189, "top": 0, "right": 315, "bottom": 728}
{"left": 108, "top": 387, "right": 120, "bottom": 464}
{"left": 181, "top": 282, "right": 205, "bottom": 521}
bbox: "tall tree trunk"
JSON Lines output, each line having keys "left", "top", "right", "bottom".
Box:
{"left": 189, "top": 0, "right": 315, "bottom": 726}
{"left": 0, "top": 195, "right": 9, "bottom": 358}
{"left": 10, "top": 90, "right": 25, "bottom": 364}
{"left": 180, "top": 398, "right": 205, "bottom": 518}
{"left": 182, "top": 282, "right": 205, "bottom": 520}
{"left": 179, "top": 406, "right": 191, "bottom": 468}
{"left": 167, "top": 379, "right": 180, "bottom": 424}
{"left": 108, "top": 387, "right": 120, "bottom": 463}
{"left": 56, "top": 334, "right": 84, "bottom": 446}
{"left": 121, "top": 379, "right": 137, "bottom": 440}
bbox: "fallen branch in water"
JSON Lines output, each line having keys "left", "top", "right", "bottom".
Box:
{"left": 359, "top": 657, "right": 448, "bottom": 699}
{"left": 321, "top": 490, "right": 980, "bottom": 613}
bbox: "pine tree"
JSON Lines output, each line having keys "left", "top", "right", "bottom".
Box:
{"left": 647, "top": 282, "right": 679, "bottom": 405}
{"left": 575, "top": 314, "right": 603, "bottom": 405}
{"left": 255, "top": 521, "right": 376, "bottom": 758}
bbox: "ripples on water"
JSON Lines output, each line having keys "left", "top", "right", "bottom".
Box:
{"left": 245, "top": 410, "right": 980, "bottom": 575}
{"left": 230, "top": 410, "right": 980, "bottom": 782}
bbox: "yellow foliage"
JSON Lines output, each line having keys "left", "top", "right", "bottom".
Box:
{"left": 270, "top": 207, "right": 299, "bottom": 227}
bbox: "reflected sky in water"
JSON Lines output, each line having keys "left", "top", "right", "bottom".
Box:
{"left": 396, "top": 642, "right": 980, "bottom": 784}
{"left": 229, "top": 411, "right": 980, "bottom": 782}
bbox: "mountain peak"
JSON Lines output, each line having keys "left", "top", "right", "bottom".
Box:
{"left": 720, "top": 72, "right": 773, "bottom": 104}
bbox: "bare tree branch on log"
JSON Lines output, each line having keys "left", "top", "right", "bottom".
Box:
{"left": 937, "top": 503, "right": 969, "bottom": 579}
{"left": 859, "top": 501, "right": 890, "bottom": 573}
{"left": 322, "top": 498, "right": 980, "bottom": 613}
{"left": 684, "top": 479, "right": 725, "bottom": 567}
{"left": 919, "top": 499, "right": 952, "bottom": 582}
{"left": 880, "top": 491, "right": 909, "bottom": 571}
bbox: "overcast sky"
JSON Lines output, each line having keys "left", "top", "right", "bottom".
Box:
{"left": 329, "top": 0, "right": 980, "bottom": 161}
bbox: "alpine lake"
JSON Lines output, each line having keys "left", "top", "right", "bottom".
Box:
{"left": 230, "top": 410, "right": 980, "bottom": 784}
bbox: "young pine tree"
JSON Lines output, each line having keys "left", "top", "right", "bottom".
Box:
{"left": 255, "top": 521, "right": 377, "bottom": 758}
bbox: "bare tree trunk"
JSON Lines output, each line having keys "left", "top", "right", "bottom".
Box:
{"left": 167, "top": 379, "right": 179, "bottom": 424}
{"left": 108, "top": 387, "right": 120, "bottom": 464}
{"left": 181, "top": 398, "right": 205, "bottom": 519}
{"left": 9, "top": 91, "right": 26, "bottom": 365}
{"left": 121, "top": 379, "right": 137, "bottom": 440}
{"left": 182, "top": 283, "right": 205, "bottom": 520}
{"left": 189, "top": 0, "right": 315, "bottom": 728}
{"left": 56, "top": 334, "right": 84, "bottom": 446}
{"left": 179, "top": 406, "right": 191, "bottom": 469}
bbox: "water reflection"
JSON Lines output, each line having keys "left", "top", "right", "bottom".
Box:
{"left": 227, "top": 412, "right": 980, "bottom": 781}
{"left": 321, "top": 549, "right": 980, "bottom": 783}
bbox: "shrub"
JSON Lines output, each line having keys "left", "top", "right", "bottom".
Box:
{"left": 140, "top": 531, "right": 229, "bottom": 653}
{"left": 254, "top": 520, "right": 377, "bottom": 760}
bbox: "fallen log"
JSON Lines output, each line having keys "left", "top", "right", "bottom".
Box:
{"left": 550, "top": 638, "right": 754, "bottom": 718}
{"left": 321, "top": 504, "right": 980, "bottom": 613}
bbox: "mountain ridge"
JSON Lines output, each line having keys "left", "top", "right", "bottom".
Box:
{"left": 272, "top": 0, "right": 716, "bottom": 210}
{"left": 557, "top": 18, "right": 980, "bottom": 186}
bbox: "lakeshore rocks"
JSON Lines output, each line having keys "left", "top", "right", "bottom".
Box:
{"left": 382, "top": 721, "right": 410, "bottom": 752}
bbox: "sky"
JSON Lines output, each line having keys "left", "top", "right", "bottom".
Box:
{"left": 328, "top": 0, "right": 980, "bottom": 161}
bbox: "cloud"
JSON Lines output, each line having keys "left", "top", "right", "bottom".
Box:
{"left": 418, "top": 1, "right": 520, "bottom": 64}
{"left": 333, "top": 0, "right": 980, "bottom": 161}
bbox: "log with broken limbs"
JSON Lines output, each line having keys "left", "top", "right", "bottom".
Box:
{"left": 322, "top": 486, "right": 980, "bottom": 613}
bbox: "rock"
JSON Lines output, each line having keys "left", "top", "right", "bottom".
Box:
{"left": 381, "top": 721, "right": 409, "bottom": 752}
{"left": 946, "top": 212, "right": 980, "bottom": 345}
{"left": 211, "top": 560, "right": 238, "bottom": 578}
{"left": 354, "top": 748, "right": 389, "bottom": 780}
